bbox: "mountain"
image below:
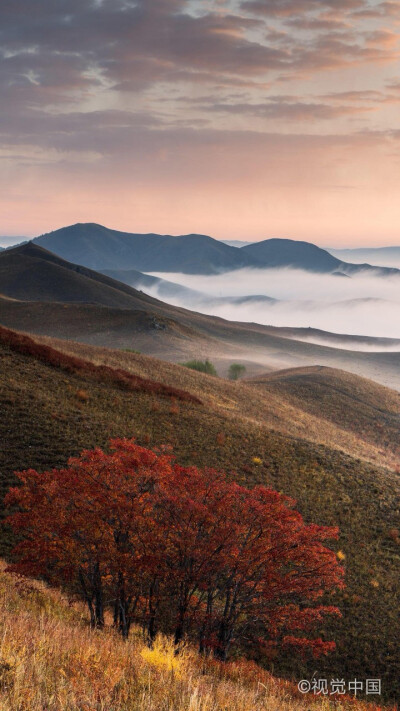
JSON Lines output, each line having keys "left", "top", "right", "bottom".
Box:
{"left": 0, "top": 242, "right": 185, "bottom": 312}
{"left": 30, "top": 224, "right": 400, "bottom": 276}
{"left": 241, "top": 238, "right": 400, "bottom": 275}
{"left": 1, "top": 328, "right": 399, "bottom": 701}
{"left": 328, "top": 246, "right": 400, "bottom": 269}
{"left": 32, "top": 223, "right": 258, "bottom": 274}
{"left": 0, "top": 237, "right": 27, "bottom": 249}
{"left": 0, "top": 241, "right": 274, "bottom": 322}
{"left": 220, "top": 239, "right": 253, "bottom": 247}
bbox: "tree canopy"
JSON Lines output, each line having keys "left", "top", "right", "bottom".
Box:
{"left": 5, "top": 439, "right": 344, "bottom": 660}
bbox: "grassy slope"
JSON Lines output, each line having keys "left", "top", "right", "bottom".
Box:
{"left": 0, "top": 562, "right": 392, "bottom": 711}
{"left": 32, "top": 335, "right": 400, "bottom": 469}
{"left": 2, "top": 297, "right": 400, "bottom": 391}
{"left": 1, "top": 335, "right": 399, "bottom": 701}
{"left": 247, "top": 366, "right": 400, "bottom": 462}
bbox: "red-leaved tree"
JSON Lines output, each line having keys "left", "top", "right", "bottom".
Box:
{"left": 5, "top": 439, "right": 344, "bottom": 659}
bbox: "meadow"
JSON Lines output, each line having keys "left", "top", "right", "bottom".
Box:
{"left": 0, "top": 327, "right": 399, "bottom": 702}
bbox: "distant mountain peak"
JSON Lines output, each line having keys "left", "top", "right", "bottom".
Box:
{"left": 25, "top": 223, "right": 400, "bottom": 277}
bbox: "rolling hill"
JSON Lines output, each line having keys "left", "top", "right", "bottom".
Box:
{"left": 247, "top": 365, "right": 400, "bottom": 459}
{"left": 329, "top": 246, "right": 400, "bottom": 269}
{"left": 27, "top": 223, "right": 400, "bottom": 276}
{"left": 1, "top": 242, "right": 400, "bottom": 391}
{"left": 242, "top": 238, "right": 342, "bottom": 272}
{"left": 1, "top": 327, "right": 399, "bottom": 701}
{"left": 241, "top": 238, "right": 400, "bottom": 275}
{"left": 32, "top": 223, "right": 258, "bottom": 274}
{"left": 0, "top": 242, "right": 175, "bottom": 311}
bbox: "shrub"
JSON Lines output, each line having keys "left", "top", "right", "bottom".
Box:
{"left": 181, "top": 359, "right": 217, "bottom": 376}
{"left": 228, "top": 363, "right": 246, "bottom": 381}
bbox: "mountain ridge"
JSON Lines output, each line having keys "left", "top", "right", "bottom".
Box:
{"left": 28, "top": 223, "right": 400, "bottom": 276}
{"left": 1, "top": 242, "right": 400, "bottom": 391}
{"left": 33, "top": 223, "right": 257, "bottom": 274}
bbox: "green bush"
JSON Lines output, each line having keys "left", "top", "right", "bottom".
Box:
{"left": 181, "top": 359, "right": 217, "bottom": 376}
{"left": 228, "top": 363, "right": 246, "bottom": 381}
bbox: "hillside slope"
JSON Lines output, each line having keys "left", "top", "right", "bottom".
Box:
{"left": 0, "top": 561, "right": 392, "bottom": 711}
{"left": 0, "top": 242, "right": 182, "bottom": 311}
{"left": 1, "top": 243, "right": 400, "bottom": 391}
{"left": 30, "top": 333, "right": 400, "bottom": 469}
{"left": 2, "top": 297, "right": 400, "bottom": 390}
{"left": 1, "top": 329, "right": 399, "bottom": 700}
{"left": 247, "top": 366, "right": 400, "bottom": 460}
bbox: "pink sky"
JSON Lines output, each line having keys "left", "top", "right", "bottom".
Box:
{"left": 1, "top": 0, "right": 400, "bottom": 246}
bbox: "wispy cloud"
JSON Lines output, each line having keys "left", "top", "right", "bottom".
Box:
{"left": 0, "top": 0, "right": 399, "bottom": 241}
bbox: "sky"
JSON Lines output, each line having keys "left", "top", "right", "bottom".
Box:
{"left": 1, "top": 0, "right": 400, "bottom": 246}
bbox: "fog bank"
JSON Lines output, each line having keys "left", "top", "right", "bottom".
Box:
{"left": 145, "top": 268, "right": 400, "bottom": 342}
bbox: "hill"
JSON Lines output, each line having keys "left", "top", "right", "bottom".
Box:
{"left": 0, "top": 563, "right": 392, "bottom": 711}
{"left": 33, "top": 223, "right": 258, "bottom": 274}
{"left": 241, "top": 238, "right": 400, "bottom": 275}
{"left": 27, "top": 223, "right": 400, "bottom": 276}
{"left": 1, "top": 298, "right": 400, "bottom": 391}
{"left": 329, "top": 246, "right": 400, "bottom": 269}
{"left": 247, "top": 365, "right": 400, "bottom": 460}
{"left": 0, "top": 242, "right": 179, "bottom": 310}
{"left": 1, "top": 243, "right": 400, "bottom": 392}
{"left": 242, "top": 238, "right": 342, "bottom": 272}
{"left": 1, "top": 328, "right": 399, "bottom": 700}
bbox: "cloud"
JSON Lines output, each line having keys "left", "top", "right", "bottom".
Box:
{"left": 145, "top": 267, "right": 400, "bottom": 339}
{"left": 0, "top": 0, "right": 398, "bottom": 111}
{"left": 241, "top": 0, "right": 365, "bottom": 18}
{"left": 0, "top": 0, "right": 400, "bottom": 239}
{"left": 195, "top": 98, "right": 375, "bottom": 121}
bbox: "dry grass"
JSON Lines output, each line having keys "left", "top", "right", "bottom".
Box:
{"left": 32, "top": 333, "right": 400, "bottom": 470}
{"left": 0, "top": 326, "right": 200, "bottom": 405}
{"left": 0, "top": 562, "right": 393, "bottom": 711}
{"left": 1, "top": 332, "right": 399, "bottom": 702}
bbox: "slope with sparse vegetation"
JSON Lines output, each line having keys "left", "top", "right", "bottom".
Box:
{"left": 0, "top": 328, "right": 399, "bottom": 701}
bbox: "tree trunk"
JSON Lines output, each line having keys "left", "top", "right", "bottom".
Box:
{"left": 93, "top": 562, "right": 104, "bottom": 628}
{"left": 215, "top": 620, "right": 233, "bottom": 661}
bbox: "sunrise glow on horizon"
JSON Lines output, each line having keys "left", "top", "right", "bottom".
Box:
{"left": 1, "top": 0, "right": 400, "bottom": 246}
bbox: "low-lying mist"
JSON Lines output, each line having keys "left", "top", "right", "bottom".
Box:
{"left": 145, "top": 268, "right": 400, "bottom": 343}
